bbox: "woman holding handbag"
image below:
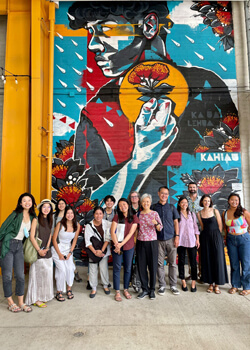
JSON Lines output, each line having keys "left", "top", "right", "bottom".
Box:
{"left": 0, "top": 193, "right": 36, "bottom": 313}
{"left": 25, "top": 199, "right": 54, "bottom": 308}
{"left": 85, "top": 206, "right": 111, "bottom": 298}
{"left": 52, "top": 206, "right": 80, "bottom": 301}
{"left": 111, "top": 198, "right": 139, "bottom": 302}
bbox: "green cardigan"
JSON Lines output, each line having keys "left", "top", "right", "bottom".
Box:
{"left": 0, "top": 211, "right": 36, "bottom": 259}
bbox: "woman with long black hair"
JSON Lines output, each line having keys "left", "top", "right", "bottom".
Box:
{"left": 111, "top": 198, "right": 139, "bottom": 301}
{"left": 0, "top": 193, "right": 36, "bottom": 312}
{"left": 177, "top": 196, "right": 200, "bottom": 292}
{"left": 222, "top": 193, "right": 250, "bottom": 295}
{"left": 53, "top": 198, "right": 82, "bottom": 282}
{"left": 197, "top": 195, "right": 228, "bottom": 294}
{"left": 25, "top": 199, "right": 54, "bottom": 308}
{"left": 52, "top": 206, "right": 80, "bottom": 301}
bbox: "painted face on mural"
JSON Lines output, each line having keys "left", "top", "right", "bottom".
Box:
{"left": 86, "top": 14, "right": 146, "bottom": 77}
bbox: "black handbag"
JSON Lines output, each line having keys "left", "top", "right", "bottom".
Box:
{"left": 85, "top": 223, "right": 107, "bottom": 263}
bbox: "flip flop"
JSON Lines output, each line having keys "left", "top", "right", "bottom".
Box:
{"left": 7, "top": 303, "right": 21, "bottom": 313}
{"left": 33, "top": 302, "right": 47, "bottom": 308}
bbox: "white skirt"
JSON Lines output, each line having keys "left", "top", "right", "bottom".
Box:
{"left": 25, "top": 257, "right": 54, "bottom": 305}
{"left": 51, "top": 245, "right": 75, "bottom": 292}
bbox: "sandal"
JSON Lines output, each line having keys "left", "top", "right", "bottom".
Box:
{"left": 228, "top": 287, "right": 238, "bottom": 294}
{"left": 20, "top": 304, "right": 32, "bottom": 312}
{"left": 55, "top": 292, "right": 65, "bottom": 302}
{"left": 214, "top": 286, "right": 221, "bottom": 294}
{"left": 66, "top": 290, "right": 74, "bottom": 300}
{"left": 240, "top": 290, "right": 250, "bottom": 296}
{"left": 123, "top": 289, "right": 132, "bottom": 299}
{"left": 7, "top": 303, "right": 21, "bottom": 313}
{"left": 115, "top": 291, "right": 122, "bottom": 302}
{"left": 33, "top": 302, "right": 47, "bottom": 308}
{"left": 207, "top": 285, "right": 213, "bottom": 293}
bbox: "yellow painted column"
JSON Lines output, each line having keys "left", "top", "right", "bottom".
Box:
{"left": 46, "top": 1, "right": 55, "bottom": 198}
{"left": 0, "top": 1, "right": 31, "bottom": 223}
{"left": 30, "top": 0, "right": 43, "bottom": 204}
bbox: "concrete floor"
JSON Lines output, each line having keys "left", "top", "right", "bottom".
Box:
{"left": 0, "top": 266, "right": 250, "bottom": 350}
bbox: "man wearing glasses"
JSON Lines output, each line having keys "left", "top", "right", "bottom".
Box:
{"left": 152, "top": 186, "right": 180, "bottom": 295}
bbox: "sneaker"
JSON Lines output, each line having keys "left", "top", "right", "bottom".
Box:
{"left": 170, "top": 286, "right": 180, "bottom": 295}
{"left": 149, "top": 291, "right": 155, "bottom": 300}
{"left": 158, "top": 287, "right": 165, "bottom": 296}
{"left": 137, "top": 291, "right": 149, "bottom": 299}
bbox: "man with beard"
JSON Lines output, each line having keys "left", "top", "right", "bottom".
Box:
{"left": 187, "top": 182, "right": 201, "bottom": 215}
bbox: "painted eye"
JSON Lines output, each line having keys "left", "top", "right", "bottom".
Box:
{"left": 102, "top": 26, "right": 113, "bottom": 33}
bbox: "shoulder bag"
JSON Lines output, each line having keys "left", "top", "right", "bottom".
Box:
{"left": 23, "top": 223, "right": 42, "bottom": 264}
{"left": 85, "top": 223, "right": 107, "bottom": 263}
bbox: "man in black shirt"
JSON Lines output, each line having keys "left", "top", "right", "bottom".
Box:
{"left": 152, "top": 186, "right": 180, "bottom": 295}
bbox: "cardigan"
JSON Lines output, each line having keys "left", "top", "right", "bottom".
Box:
{"left": 0, "top": 211, "right": 36, "bottom": 258}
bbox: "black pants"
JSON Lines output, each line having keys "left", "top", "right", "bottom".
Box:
{"left": 178, "top": 246, "right": 197, "bottom": 281}
{"left": 136, "top": 240, "right": 158, "bottom": 292}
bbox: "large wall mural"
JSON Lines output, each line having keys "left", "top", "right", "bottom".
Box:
{"left": 52, "top": 1, "right": 242, "bottom": 225}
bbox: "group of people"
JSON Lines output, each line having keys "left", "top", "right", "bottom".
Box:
{"left": 0, "top": 195, "right": 80, "bottom": 312}
{"left": 1, "top": 184, "right": 250, "bottom": 312}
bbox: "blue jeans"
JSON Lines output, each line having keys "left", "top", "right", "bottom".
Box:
{"left": 1, "top": 239, "right": 25, "bottom": 298}
{"left": 227, "top": 232, "right": 250, "bottom": 290}
{"left": 112, "top": 247, "right": 134, "bottom": 290}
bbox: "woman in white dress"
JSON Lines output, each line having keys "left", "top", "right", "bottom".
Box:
{"left": 52, "top": 206, "right": 80, "bottom": 301}
{"left": 25, "top": 199, "right": 54, "bottom": 308}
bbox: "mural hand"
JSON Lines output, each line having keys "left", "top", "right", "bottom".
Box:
{"left": 132, "top": 98, "right": 177, "bottom": 162}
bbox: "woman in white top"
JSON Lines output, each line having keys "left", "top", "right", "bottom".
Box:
{"left": 85, "top": 206, "right": 111, "bottom": 298}
{"left": 0, "top": 193, "right": 36, "bottom": 313}
{"left": 53, "top": 199, "right": 82, "bottom": 282}
{"left": 52, "top": 206, "right": 80, "bottom": 301}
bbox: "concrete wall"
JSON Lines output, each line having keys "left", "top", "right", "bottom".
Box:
{"left": 233, "top": 1, "right": 250, "bottom": 208}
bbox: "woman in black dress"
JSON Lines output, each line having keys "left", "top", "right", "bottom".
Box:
{"left": 197, "top": 195, "right": 228, "bottom": 294}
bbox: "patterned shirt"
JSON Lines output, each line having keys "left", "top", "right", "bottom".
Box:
{"left": 137, "top": 211, "right": 163, "bottom": 242}
{"left": 186, "top": 194, "right": 201, "bottom": 214}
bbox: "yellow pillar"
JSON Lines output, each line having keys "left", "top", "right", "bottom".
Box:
{"left": 0, "top": 0, "right": 31, "bottom": 222}
{"left": 30, "top": 0, "right": 43, "bottom": 203}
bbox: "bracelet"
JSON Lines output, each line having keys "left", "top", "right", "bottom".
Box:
{"left": 69, "top": 251, "right": 73, "bottom": 254}
{"left": 175, "top": 235, "right": 179, "bottom": 237}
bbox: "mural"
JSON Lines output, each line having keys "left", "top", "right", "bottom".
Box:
{"left": 52, "top": 1, "right": 242, "bottom": 225}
